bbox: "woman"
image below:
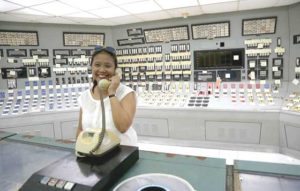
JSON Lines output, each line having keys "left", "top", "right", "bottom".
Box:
{"left": 76, "top": 46, "right": 137, "bottom": 146}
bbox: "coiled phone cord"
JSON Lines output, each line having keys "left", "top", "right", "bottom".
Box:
{"left": 90, "top": 88, "right": 106, "bottom": 154}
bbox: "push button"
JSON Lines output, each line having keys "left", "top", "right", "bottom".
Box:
{"left": 64, "top": 182, "right": 75, "bottom": 190}
{"left": 56, "top": 180, "right": 66, "bottom": 189}
{"left": 48, "top": 178, "right": 58, "bottom": 187}
{"left": 40, "top": 176, "right": 50, "bottom": 185}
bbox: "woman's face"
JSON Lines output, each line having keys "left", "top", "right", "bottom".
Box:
{"left": 92, "top": 52, "right": 116, "bottom": 82}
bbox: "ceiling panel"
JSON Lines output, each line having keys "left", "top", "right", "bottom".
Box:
{"left": 135, "top": 10, "right": 170, "bottom": 21}
{"left": 92, "top": 6, "right": 130, "bottom": 18}
{"left": 83, "top": 18, "right": 118, "bottom": 26}
{"left": 36, "top": 16, "right": 78, "bottom": 24}
{"left": 239, "top": 0, "right": 278, "bottom": 10}
{"left": 106, "top": 15, "right": 143, "bottom": 25}
{"left": 155, "top": 0, "right": 199, "bottom": 9}
{"left": 7, "top": 0, "right": 54, "bottom": 7}
{"left": 60, "top": 0, "right": 113, "bottom": 11}
{"left": 166, "top": 6, "right": 203, "bottom": 18}
{"left": 199, "top": 0, "right": 237, "bottom": 5}
{"left": 0, "top": 0, "right": 22, "bottom": 12}
{"left": 0, "top": 0, "right": 299, "bottom": 26}
{"left": 276, "top": 0, "right": 300, "bottom": 6}
{"left": 30, "top": 1, "right": 80, "bottom": 16}
{"left": 108, "top": 0, "right": 146, "bottom": 5}
{"left": 121, "top": 0, "right": 162, "bottom": 14}
{"left": 202, "top": 1, "right": 238, "bottom": 13}
{"left": 63, "top": 11, "right": 99, "bottom": 18}
{"left": 9, "top": 8, "right": 50, "bottom": 16}
{"left": 61, "top": 17, "right": 101, "bottom": 25}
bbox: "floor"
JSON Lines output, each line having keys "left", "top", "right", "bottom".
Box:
{"left": 138, "top": 142, "right": 300, "bottom": 165}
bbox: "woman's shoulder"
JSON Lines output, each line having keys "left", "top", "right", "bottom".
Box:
{"left": 116, "top": 83, "right": 135, "bottom": 99}
{"left": 78, "top": 88, "right": 97, "bottom": 110}
{"left": 79, "top": 88, "right": 91, "bottom": 98}
{"left": 78, "top": 88, "right": 93, "bottom": 104}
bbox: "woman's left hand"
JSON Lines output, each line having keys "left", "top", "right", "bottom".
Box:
{"left": 108, "top": 73, "right": 120, "bottom": 95}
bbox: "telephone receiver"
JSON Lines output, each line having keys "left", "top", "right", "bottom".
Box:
{"left": 98, "top": 79, "right": 111, "bottom": 91}
{"left": 97, "top": 69, "right": 122, "bottom": 91}
{"left": 75, "top": 69, "right": 122, "bottom": 157}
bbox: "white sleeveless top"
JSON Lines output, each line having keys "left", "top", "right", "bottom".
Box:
{"left": 78, "top": 84, "right": 137, "bottom": 146}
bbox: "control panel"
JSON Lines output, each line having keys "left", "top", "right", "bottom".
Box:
{"left": 1, "top": 15, "right": 300, "bottom": 117}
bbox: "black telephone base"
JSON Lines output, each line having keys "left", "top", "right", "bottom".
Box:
{"left": 19, "top": 145, "right": 139, "bottom": 191}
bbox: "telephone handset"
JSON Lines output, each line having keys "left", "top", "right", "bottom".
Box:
{"left": 97, "top": 69, "right": 122, "bottom": 91}
{"left": 75, "top": 72, "right": 122, "bottom": 157}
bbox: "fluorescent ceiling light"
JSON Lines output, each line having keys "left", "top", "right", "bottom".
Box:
{"left": 198, "top": 0, "right": 237, "bottom": 5}
{"left": 6, "top": 0, "right": 53, "bottom": 6}
{"left": 122, "top": 0, "right": 162, "bottom": 14}
{"left": 31, "top": 1, "right": 80, "bottom": 16}
{"left": 0, "top": 1, "right": 22, "bottom": 12}
{"left": 93, "top": 6, "right": 130, "bottom": 18}
{"left": 10, "top": 8, "right": 50, "bottom": 15}
{"left": 60, "top": 0, "right": 113, "bottom": 11}
{"left": 155, "top": 0, "right": 199, "bottom": 9}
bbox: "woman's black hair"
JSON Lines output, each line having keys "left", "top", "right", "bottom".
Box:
{"left": 91, "top": 49, "right": 118, "bottom": 93}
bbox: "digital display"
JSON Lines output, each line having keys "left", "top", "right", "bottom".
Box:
{"left": 194, "top": 48, "right": 244, "bottom": 70}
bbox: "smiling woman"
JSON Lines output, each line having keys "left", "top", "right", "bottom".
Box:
{"left": 76, "top": 46, "right": 138, "bottom": 146}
